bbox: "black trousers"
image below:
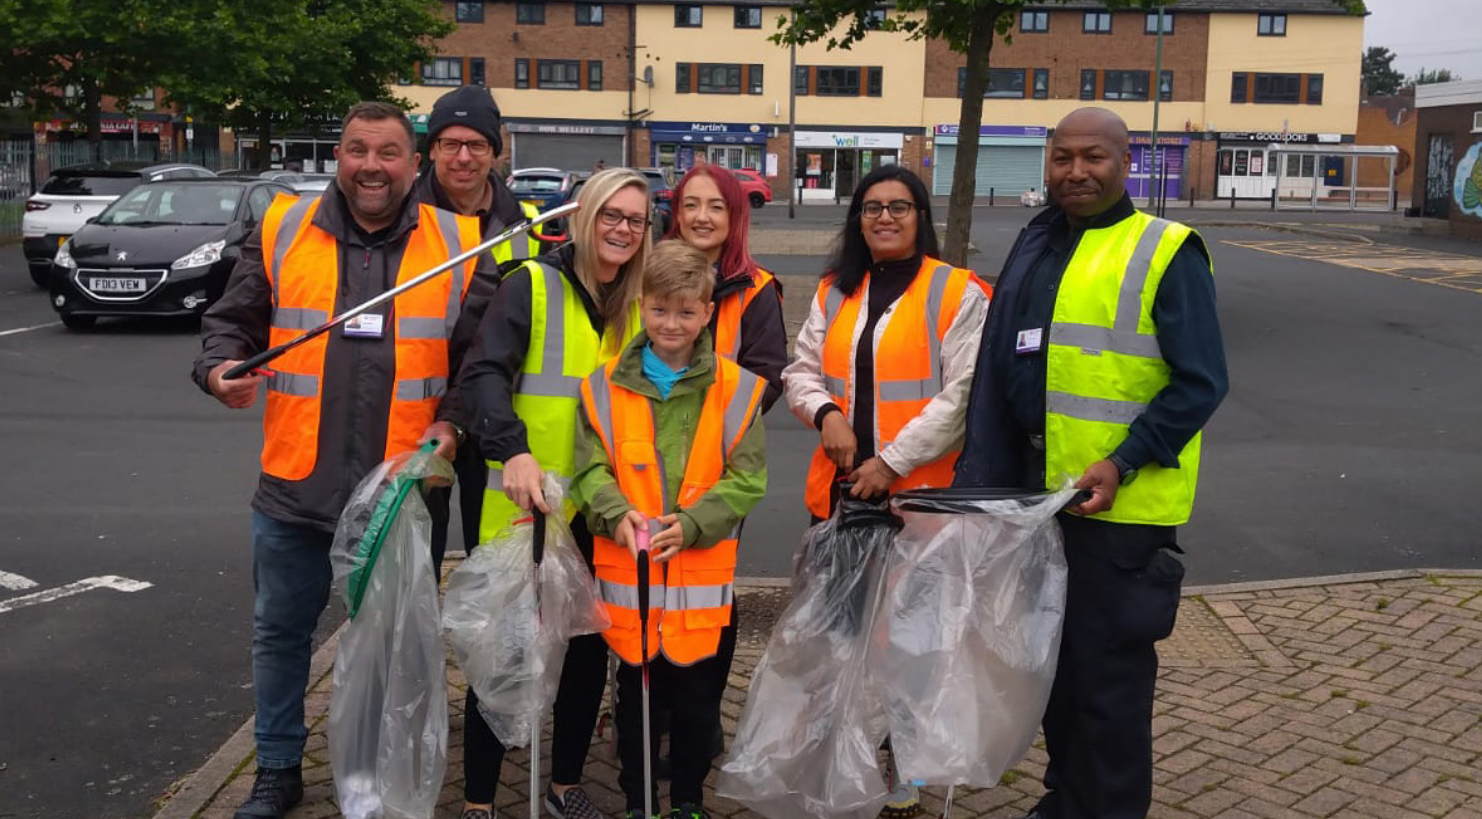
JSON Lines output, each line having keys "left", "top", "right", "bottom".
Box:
{"left": 427, "top": 446, "right": 488, "bottom": 578}
{"left": 463, "top": 516, "right": 611, "bottom": 804}
{"left": 1036, "top": 514, "right": 1184, "bottom": 819}
{"left": 616, "top": 654, "right": 723, "bottom": 811}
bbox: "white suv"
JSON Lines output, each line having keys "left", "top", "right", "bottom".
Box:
{"left": 22, "top": 161, "right": 215, "bottom": 287}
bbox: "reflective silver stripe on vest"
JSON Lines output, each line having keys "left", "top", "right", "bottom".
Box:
{"left": 1046, "top": 391, "right": 1148, "bottom": 425}
{"left": 270, "top": 197, "right": 316, "bottom": 290}
{"left": 598, "top": 578, "right": 666, "bottom": 611}
{"left": 1048, "top": 322, "right": 1163, "bottom": 359}
{"left": 266, "top": 371, "right": 319, "bottom": 398}
{"left": 722, "top": 368, "right": 762, "bottom": 454}
{"left": 486, "top": 467, "right": 502, "bottom": 491}
{"left": 586, "top": 366, "right": 615, "bottom": 450}
{"left": 1115, "top": 218, "right": 1171, "bottom": 333}
{"left": 823, "top": 286, "right": 844, "bottom": 327}
{"left": 271, "top": 306, "right": 328, "bottom": 331}
{"left": 514, "top": 263, "right": 584, "bottom": 398}
{"left": 398, "top": 316, "right": 447, "bottom": 339}
{"left": 396, "top": 377, "right": 447, "bottom": 401}
{"left": 876, "top": 263, "right": 953, "bottom": 405}
{"left": 823, "top": 375, "right": 846, "bottom": 399}
{"left": 433, "top": 207, "right": 467, "bottom": 339}
{"left": 665, "top": 583, "right": 734, "bottom": 611}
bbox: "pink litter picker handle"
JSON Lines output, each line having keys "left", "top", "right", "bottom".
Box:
{"left": 635, "top": 522, "right": 650, "bottom": 614}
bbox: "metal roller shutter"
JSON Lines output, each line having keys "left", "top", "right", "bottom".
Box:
{"left": 933, "top": 144, "right": 1044, "bottom": 197}
{"left": 513, "top": 134, "right": 626, "bottom": 172}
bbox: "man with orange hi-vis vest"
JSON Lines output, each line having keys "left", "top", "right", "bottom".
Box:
{"left": 194, "top": 102, "right": 483, "bottom": 819}
{"left": 572, "top": 242, "right": 767, "bottom": 819}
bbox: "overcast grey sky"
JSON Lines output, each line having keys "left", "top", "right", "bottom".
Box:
{"left": 1363, "top": 0, "right": 1482, "bottom": 81}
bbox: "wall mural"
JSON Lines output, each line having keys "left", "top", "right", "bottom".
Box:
{"left": 1455, "top": 141, "right": 1482, "bottom": 219}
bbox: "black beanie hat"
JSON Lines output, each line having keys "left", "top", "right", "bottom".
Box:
{"left": 427, "top": 85, "right": 503, "bottom": 156}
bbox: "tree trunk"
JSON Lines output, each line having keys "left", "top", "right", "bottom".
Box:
{"left": 941, "top": 5, "right": 1004, "bottom": 267}
{"left": 255, "top": 109, "right": 273, "bottom": 171}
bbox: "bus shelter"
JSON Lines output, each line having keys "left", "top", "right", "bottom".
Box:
{"left": 1267, "top": 143, "right": 1400, "bottom": 212}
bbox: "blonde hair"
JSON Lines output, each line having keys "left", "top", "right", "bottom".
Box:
{"left": 645, "top": 240, "right": 715, "bottom": 303}
{"left": 571, "top": 168, "right": 651, "bottom": 342}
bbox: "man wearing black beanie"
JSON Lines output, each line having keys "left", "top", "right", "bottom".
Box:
{"left": 414, "top": 85, "right": 543, "bottom": 577}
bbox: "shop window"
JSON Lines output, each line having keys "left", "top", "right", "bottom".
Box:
{"left": 515, "top": 59, "right": 530, "bottom": 89}
{"left": 1079, "top": 69, "right": 1097, "bottom": 101}
{"left": 588, "top": 60, "right": 603, "bottom": 91}
{"left": 698, "top": 64, "right": 743, "bottom": 94}
{"left": 576, "top": 3, "right": 603, "bottom": 25}
{"left": 867, "top": 67, "right": 882, "bottom": 97}
{"left": 537, "top": 60, "right": 581, "bottom": 90}
{"left": 1285, "top": 154, "right": 1317, "bottom": 178}
{"left": 1083, "top": 11, "right": 1111, "bottom": 33}
{"left": 794, "top": 66, "right": 809, "bottom": 96}
{"left": 1257, "top": 13, "right": 1286, "bottom": 36}
{"left": 470, "top": 58, "right": 486, "bottom": 87}
{"left": 1252, "top": 73, "right": 1301, "bottom": 104}
{"left": 1231, "top": 72, "right": 1248, "bottom": 103}
{"left": 1159, "top": 70, "right": 1173, "bottom": 102}
{"left": 1103, "top": 70, "right": 1149, "bottom": 101}
{"left": 516, "top": 2, "right": 545, "bottom": 24}
{"left": 750, "top": 64, "right": 765, "bottom": 95}
{"left": 1033, "top": 68, "right": 1049, "bottom": 99}
{"left": 1306, "top": 74, "right": 1324, "bottom": 105}
{"left": 423, "top": 58, "right": 463, "bottom": 87}
{"left": 734, "top": 5, "right": 761, "bottom": 27}
{"left": 817, "top": 67, "right": 862, "bottom": 96}
{"left": 675, "top": 4, "right": 702, "bottom": 27}
{"left": 1020, "top": 10, "right": 1048, "bottom": 33}
{"left": 677, "top": 63, "right": 691, "bottom": 93}
{"left": 456, "top": 1, "right": 484, "bottom": 23}
{"left": 1144, "top": 11, "right": 1172, "bottom": 34}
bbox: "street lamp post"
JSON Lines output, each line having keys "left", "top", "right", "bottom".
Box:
{"left": 1149, "top": 7, "right": 1166, "bottom": 217}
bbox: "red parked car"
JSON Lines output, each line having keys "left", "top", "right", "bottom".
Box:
{"left": 731, "top": 169, "right": 772, "bottom": 208}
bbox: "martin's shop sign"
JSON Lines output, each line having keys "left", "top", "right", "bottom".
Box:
{"left": 648, "top": 121, "right": 771, "bottom": 145}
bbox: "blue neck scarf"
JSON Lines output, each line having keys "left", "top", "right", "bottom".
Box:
{"left": 642, "top": 343, "right": 690, "bottom": 400}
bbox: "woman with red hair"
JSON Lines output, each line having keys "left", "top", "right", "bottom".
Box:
{"left": 666, "top": 164, "right": 788, "bottom": 409}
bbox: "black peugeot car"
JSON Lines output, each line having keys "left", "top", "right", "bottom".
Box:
{"left": 49, "top": 178, "right": 295, "bottom": 329}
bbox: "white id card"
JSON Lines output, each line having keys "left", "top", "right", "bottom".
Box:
{"left": 1015, "top": 327, "right": 1044, "bottom": 355}
{"left": 343, "top": 313, "right": 385, "bottom": 339}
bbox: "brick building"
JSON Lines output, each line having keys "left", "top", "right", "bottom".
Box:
{"left": 1413, "top": 79, "right": 1482, "bottom": 239}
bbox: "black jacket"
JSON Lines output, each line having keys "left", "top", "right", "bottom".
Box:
{"left": 710, "top": 266, "right": 788, "bottom": 413}
{"left": 192, "top": 184, "right": 474, "bottom": 531}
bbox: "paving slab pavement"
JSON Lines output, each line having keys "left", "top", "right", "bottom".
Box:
{"left": 154, "top": 568, "right": 1482, "bottom": 819}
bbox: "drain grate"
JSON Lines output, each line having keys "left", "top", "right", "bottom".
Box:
{"left": 1159, "top": 598, "right": 1258, "bottom": 664}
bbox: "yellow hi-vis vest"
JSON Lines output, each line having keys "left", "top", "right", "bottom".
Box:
{"left": 490, "top": 201, "right": 543, "bottom": 265}
{"left": 1045, "top": 211, "right": 1206, "bottom": 526}
{"left": 478, "top": 260, "right": 641, "bottom": 541}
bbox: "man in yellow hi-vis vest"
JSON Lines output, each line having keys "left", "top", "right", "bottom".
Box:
{"left": 955, "top": 108, "right": 1229, "bottom": 819}
{"left": 412, "top": 84, "right": 544, "bottom": 574}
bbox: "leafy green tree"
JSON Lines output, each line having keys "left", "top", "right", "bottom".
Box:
{"left": 1362, "top": 46, "right": 1405, "bottom": 96}
{"left": 163, "top": 0, "right": 452, "bottom": 169}
{"left": 1407, "top": 67, "right": 1461, "bottom": 88}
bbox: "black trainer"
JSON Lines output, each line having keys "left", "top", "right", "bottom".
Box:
{"left": 232, "top": 765, "right": 304, "bottom": 819}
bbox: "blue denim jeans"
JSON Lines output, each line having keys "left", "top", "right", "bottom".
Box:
{"left": 250, "top": 511, "right": 334, "bottom": 769}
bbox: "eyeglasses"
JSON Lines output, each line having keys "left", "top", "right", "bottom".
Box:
{"left": 860, "top": 199, "right": 918, "bottom": 219}
{"left": 598, "top": 207, "right": 651, "bottom": 232}
{"left": 433, "top": 137, "right": 493, "bottom": 157}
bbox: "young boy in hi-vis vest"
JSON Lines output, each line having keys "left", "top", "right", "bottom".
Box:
{"left": 572, "top": 241, "right": 768, "bottom": 819}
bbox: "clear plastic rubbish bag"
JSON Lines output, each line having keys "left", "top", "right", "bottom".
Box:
{"left": 716, "top": 497, "right": 898, "bottom": 819}
{"left": 327, "top": 442, "right": 453, "bottom": 819}
{"left": 443, "top": 475, "right": 610, "bottom": 747}
{"left": 875, "top": 486, "right": 1076, "bottom": 787}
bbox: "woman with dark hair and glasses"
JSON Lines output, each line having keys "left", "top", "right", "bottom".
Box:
{"left": 782, "top": 162, "right": 990, "bottom": 816}
{"left": 457, "top": 168, "right": 651, "bottom": 819}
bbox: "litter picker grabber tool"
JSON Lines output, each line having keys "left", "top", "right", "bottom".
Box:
{"left": 635, "top": 521, "right": 654, "bottom": 819}
{"left": 530, "top": 508, "right": 546, "bottom": 819}
{"left": 223, "top": 201, "right": 579, "bottom": 380}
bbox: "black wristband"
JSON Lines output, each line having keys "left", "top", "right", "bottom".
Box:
{"left": 814, "top": 403, "right": 842, "bottom": 430}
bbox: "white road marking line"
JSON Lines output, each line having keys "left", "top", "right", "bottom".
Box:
{"left": 0, "top": 570, "right": 38, "bottom": 590}
{"left": 0, "top": 321, "right": 62, "bottom": 337}
{"left": 0, "top": 575, "right": 153, "bottom": 614}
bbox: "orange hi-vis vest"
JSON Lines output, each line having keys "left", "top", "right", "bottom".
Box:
{"left": 713, "top": 267, "right": 776, "bottom": 361}
{"left": 257, "top": 194, "right": 480, "bottom": 481}
{"left": 580, "top": 355, "right": 766, "bottom": 666}
{"left": 803, "top": 257, "right": 986, "bottom": 519}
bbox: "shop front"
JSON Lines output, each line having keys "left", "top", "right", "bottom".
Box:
{"left": 1215, "top": 131, "right": 1345, "bottom": 199}
{"left": 930, "top": 124, "right": 1045, "bottom": 198}
{"left": 794, "top": 130, "right": 902, "bottom": 202}
{"left": 649, "top": 121, "right": 769, "bottom": 175}
{"left": 507, "top": 122, "right": 626, "bottom": 173}
{"left": 1129, "top": 134, "right": 1189, "bottom": 202}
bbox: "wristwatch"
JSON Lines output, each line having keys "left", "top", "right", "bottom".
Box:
{"left": 1108, "top": 453, "right": 1138, "bottom": 486}
{"left": 450, "top": 423, "right": 468, "bottom": 447}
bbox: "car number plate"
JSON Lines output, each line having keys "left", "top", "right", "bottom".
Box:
{"left": 91, "top": 277, "right": 147, "bottom": 293}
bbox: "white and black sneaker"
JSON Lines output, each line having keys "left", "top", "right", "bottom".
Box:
{"left": 545, "top": 785, "right": 604, "bottom": 819}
